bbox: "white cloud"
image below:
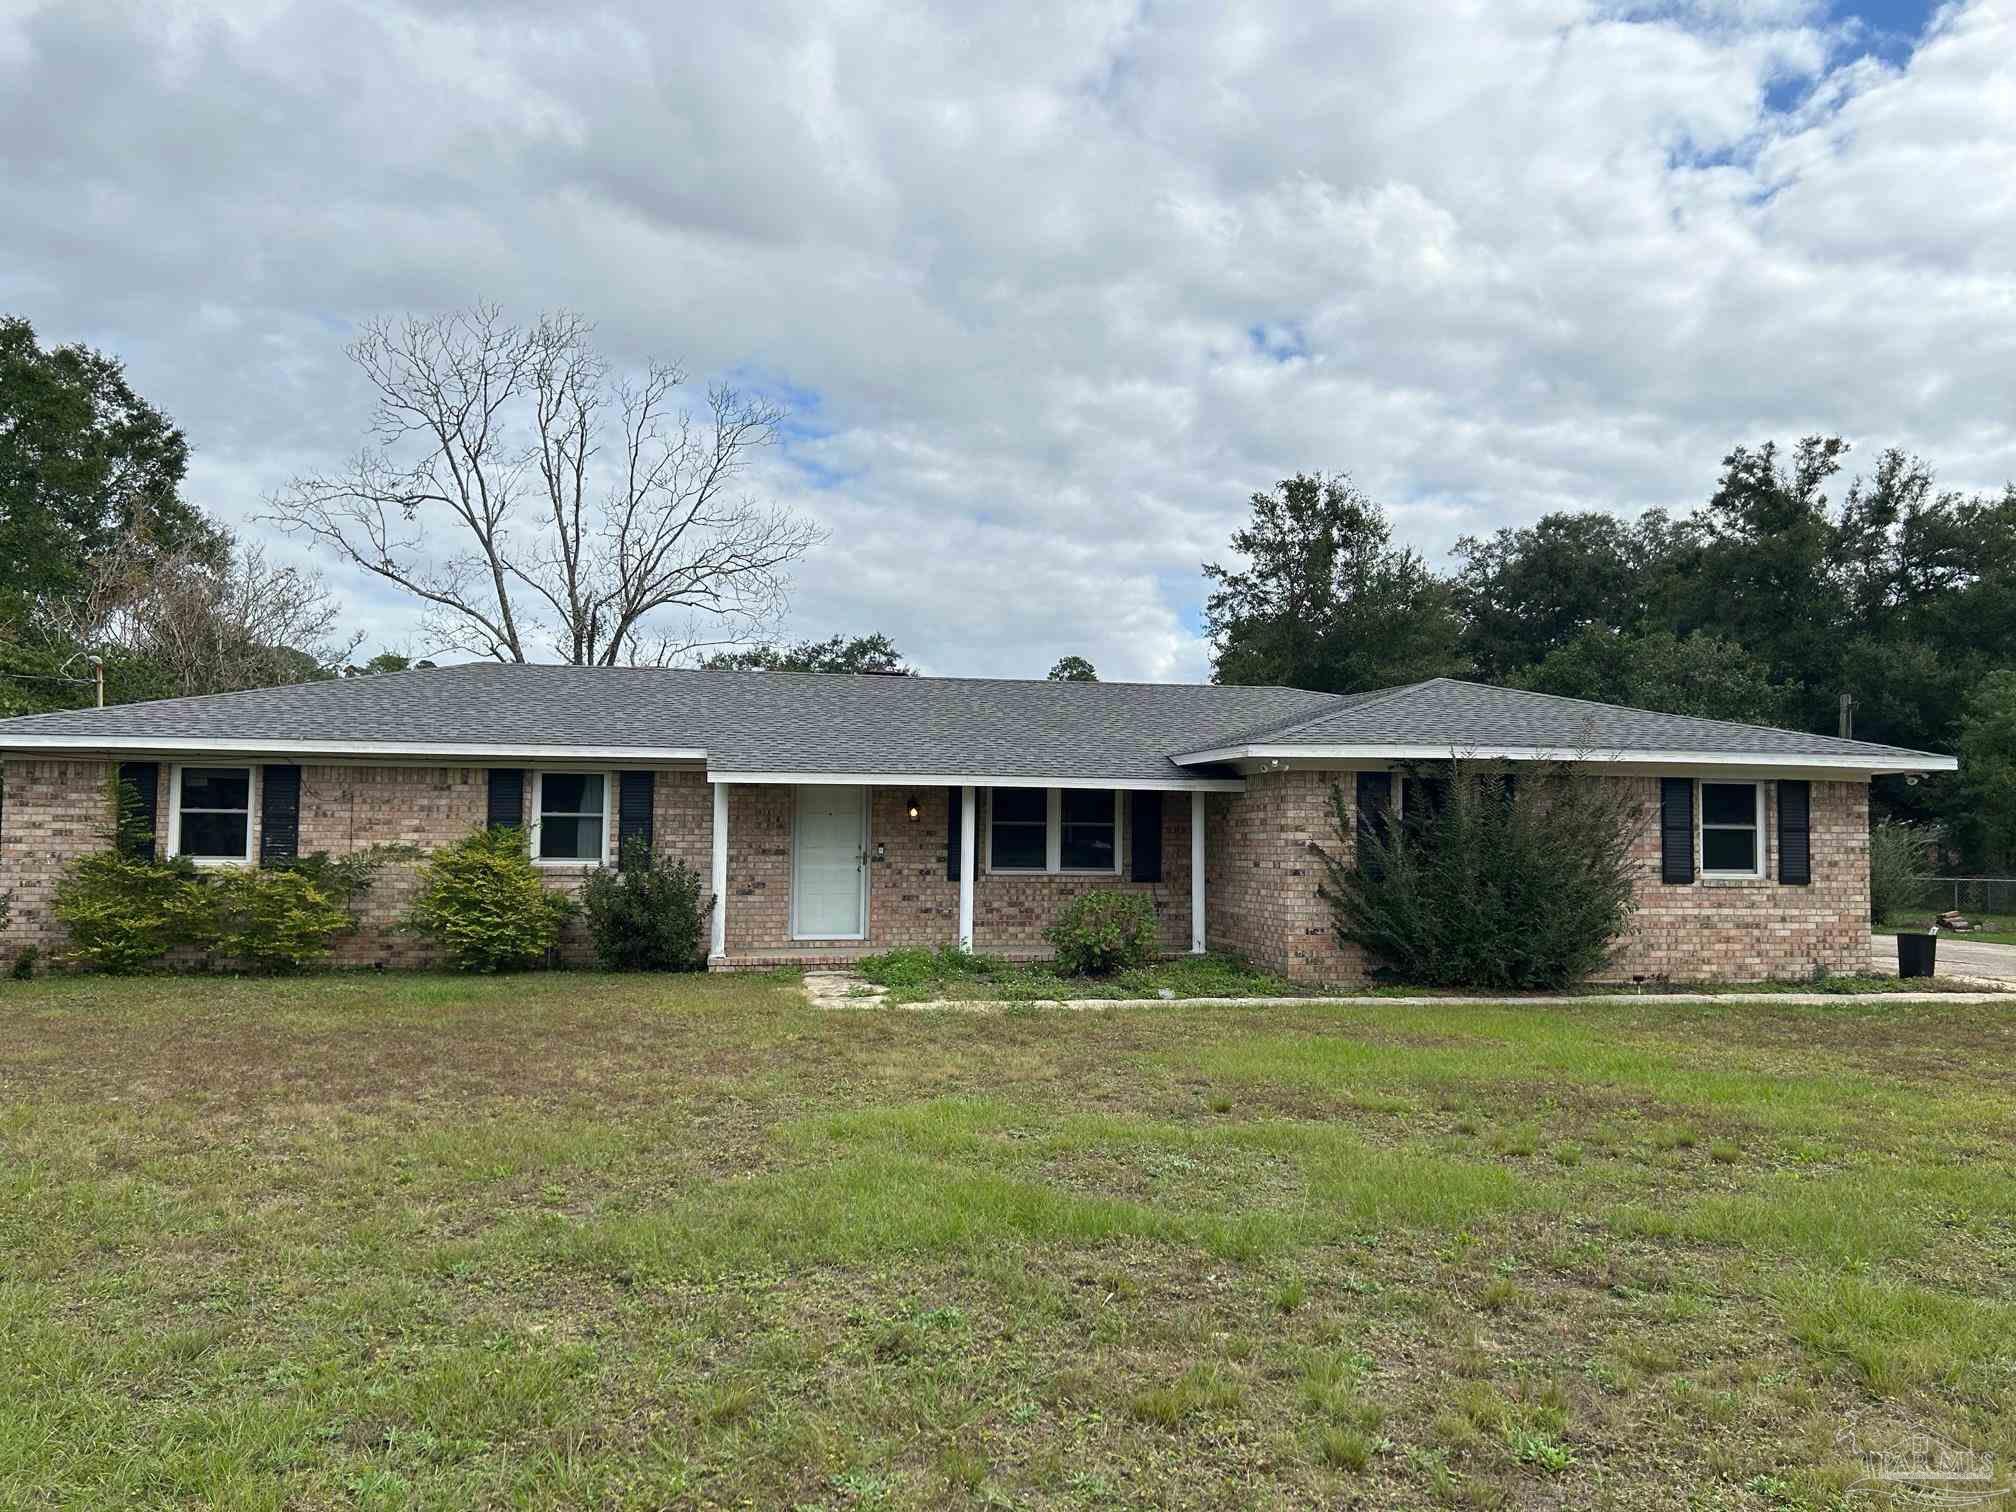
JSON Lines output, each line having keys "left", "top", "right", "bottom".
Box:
{"left": 1, "top": 0, "right": 2010, "bottom": 683}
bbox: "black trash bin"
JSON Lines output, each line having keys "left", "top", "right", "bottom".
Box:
{"left": 1897, "top": 932, "right": 1938, "bottom": 979}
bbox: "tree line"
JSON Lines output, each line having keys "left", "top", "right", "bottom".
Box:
{"left": 5, "top": 306, "right": 2003, "bottom": 865}
{"left": 1202, "top": 457, "right": 2016, "bottom": 869}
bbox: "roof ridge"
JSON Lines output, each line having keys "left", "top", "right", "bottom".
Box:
{"left": 1174, "top": 679, "right": 1436, "bottom": 755}
{"left": 503, "top": 664, "right": 1312, "bottom": 693}
{"left": 1424, "top": 676, "right": 1902, "bottom": 752}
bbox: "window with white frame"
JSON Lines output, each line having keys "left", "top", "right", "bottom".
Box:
{"left": 173, "top": 766, "right": 254, "bottom": 862}
{"left": 987, "top": 788, "right": 1121, "bottom": 874}
{"left": 1699, "top": 781, "right": 1764, "bottom": 877}
{"left": 534, "top": 771, "right": 609, "bottom": 863}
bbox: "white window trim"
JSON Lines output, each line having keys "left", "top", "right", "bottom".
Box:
{"left": 529, "top": 769, "right": 616, "bottom": 868}
{"left": 166, "top": 763, "right": 259, "bottom": 866}
{"left": 985, "top": 787, "right": 1123, "bottom": 876}
{"left": 1698, "top": 778, "right": 1767, "bottom": 880}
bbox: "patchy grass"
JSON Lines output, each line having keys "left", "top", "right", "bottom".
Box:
{"left": 2, "top": 973, "right": 2016, "bottom": 1507}
{"left": 856, "top": 946, "right": 1320, "bottom": 1004}
{"left": 856, "top": 947, "right": 1994, "bottom": 1005}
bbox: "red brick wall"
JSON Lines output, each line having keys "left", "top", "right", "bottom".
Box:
{"left": 1608, "top": 777, "right": 1870, "bottom": 981}
{"left": 1, "top": 760, "right": 716, "bottom": 970}
{"left": 719, "top": 785, "right": 1193, "bottom": 956}
{"left": 1205, "top": 770, "right": 1364, "bottom": 983}
{"left": 1206, "top": 769, "right": 1873, "bottom": 986}
{"left": 1, "top": 759, "right": 1875, "bottom": 983}
{"left": 2, "top": 759, "right": 119, "bottom": 958}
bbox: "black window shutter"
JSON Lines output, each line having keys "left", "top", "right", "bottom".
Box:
{"left": 1132, "top": 791, "right": 1164, "bottom": 882}
{"left": 1355, "top": 772, "right": 1393, "bottom": 872}
{"left": 487, "top": 768, "right": 524, "bottom": 829}
{"left": 617, "top": 771, "right": 655, "bottom": 868}
{"left": 1778, "top": 780, "right": 1812, "bottom": 885}
{"left": 258, "top": 764, "right": 302, "bottom": 865}
{"left": 946, "top": 789, "right": 962, "bottom": 881}
{"left": 116, "top": 761, "right": 159, "bottom": 861}
{"left": 1660, "top": 778, "right": 1695, "bottom": 884}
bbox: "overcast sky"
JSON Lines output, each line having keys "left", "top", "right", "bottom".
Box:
{"left": 2, "top": 0, "right": 2007, "bottom": 680}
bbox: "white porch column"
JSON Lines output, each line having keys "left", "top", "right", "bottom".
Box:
{"left": 1190, "top": 789, "right": 1207, "bottom": 954}
{"left": 958, "top": 784, "right": 976, "bottom": 951}
{"left": 709, "top": 780, "right": 729, "bottom": 960}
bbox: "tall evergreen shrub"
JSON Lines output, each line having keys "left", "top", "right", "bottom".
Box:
{"left": 1316, "top": 759, "right": 1644, "bottom": 990}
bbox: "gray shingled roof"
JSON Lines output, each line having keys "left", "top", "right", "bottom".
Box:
{"left": 0, "top": 666, "right": 1952, "bottom": 779}
{"left": 1188, "top": 677, "right": 1950, "bottom": 763}
{"left": 0, "top": 664, "right": 1342, "bottom": 782}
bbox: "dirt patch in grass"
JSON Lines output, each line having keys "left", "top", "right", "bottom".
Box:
{"left": 3, "top": 972, "right": 2015, "bottom": 1507}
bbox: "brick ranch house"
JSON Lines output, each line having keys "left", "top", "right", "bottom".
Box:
{"left": 0, "top": 666, "right": 1956, "bottom": 982}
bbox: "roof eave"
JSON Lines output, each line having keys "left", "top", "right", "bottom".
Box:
{"left": 706, "top": 768, "right": 1245, "bottom": 791}
{"left": 1171, "top": 742, "right": 1959, "bottom": 775}
{"left": 0, "top": 735, "right": 711, "bottom": 763}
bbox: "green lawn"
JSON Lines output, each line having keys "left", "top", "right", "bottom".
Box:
{"left": 1877, "top": 914, "right": 2016, "bottom": 947}
{"left": 4, "top": 972, "right": 2015, "bottom": 1508}
{"left": 854, "top": 947, "right": 1989, "bottom": 1003}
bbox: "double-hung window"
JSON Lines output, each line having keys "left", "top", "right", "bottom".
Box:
{"left": 988, "top": 788, "right": 1049, "bottom": 870}
{"left": 987, "top": 788, "right": 1121, "bottom": 874}
{"left": 1059, "top": 790, "right": 1117, "bottom": 871}
{"left": 172, "top": 766, "right": 254, "bottom": 863}
{"left": 534, "top": 771, "right": 609, "bottom": 864}
{"left": 1699, "top": 781, "right": 1764, "bottom": 877}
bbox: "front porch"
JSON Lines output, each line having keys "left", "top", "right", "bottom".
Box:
{"left": 700, "top": 778, "right": 1215, "bottom": 967}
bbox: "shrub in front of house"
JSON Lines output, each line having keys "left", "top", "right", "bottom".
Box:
{"left": 206, "top": 868, "right": 354, "bottom": 974}
{"left": 579, "top": 839, "right": 712, "bottom": 971}
{"left": 52, "top": 850, "right": 212, "bottom": 973}
{"left": 51, "top": 851, "right": 358, "bottom": 974}
{"left": 1316, "top": 758, "right": 1643, "bottom": 991}
{"left": 1047, "top": 890, "right": 1159, "bottom": 976}
{"left": 405, "top": 826, "right": 573, "bottom": 972}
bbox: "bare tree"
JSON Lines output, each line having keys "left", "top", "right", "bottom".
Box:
{"left": 53, "top": 535, "right": 363, "bottom": 696}
{"left": 262, "top": 305, "right": 823, "bottom": 664}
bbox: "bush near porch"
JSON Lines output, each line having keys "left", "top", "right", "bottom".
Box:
{"left": 2, "top": 971, "right": 2014, "bottom": 1508}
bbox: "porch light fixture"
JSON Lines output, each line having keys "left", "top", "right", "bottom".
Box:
{"left": 905, "top": 793, "right": 921, "bottom": 821}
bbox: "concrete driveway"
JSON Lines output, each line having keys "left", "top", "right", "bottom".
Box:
{"left": 1873, "top": 931, "right": 2016, "bottom": 982}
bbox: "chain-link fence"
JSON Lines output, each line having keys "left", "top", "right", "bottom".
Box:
{"left": 1903, "top": 877, "right": 2016, "bottom": 919}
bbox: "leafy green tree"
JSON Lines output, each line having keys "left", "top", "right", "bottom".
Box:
{"left": 1650, "top": 438, "right": 1848, "bottom": 733}
{"left": 1512, "top": 628, "right": 1791, "bottom": 725}
{"left": 0, "top": 315, "right": 222, "bottom": 607}
{"left": 1451, "top": 511, "right": 1679, "bottom": 680}
{"left": 348, "top": 649, "right": 427, "bottom": 677}
{"left": 1204, "top": 473, "right": 1466, "bottom": 692}
{"left": 703, "top": 632, "right": 913, "bottom": 675}
{"left": 1952, "top": 672, "right": 2016, "bottom": 872}
{"left": 1047, "top": 655, "right": 1097, "bottom": 682}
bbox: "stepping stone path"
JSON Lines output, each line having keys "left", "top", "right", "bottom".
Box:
{"left": 803, "top": 970, "right": 887, "bottom": 1008}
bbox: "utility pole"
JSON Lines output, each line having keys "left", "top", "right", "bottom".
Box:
{"left": 1838, "top": 691, "right": 1855, "bottom": 740}
{"left": 90, "top": 655, "right": 104, "bottom": 709}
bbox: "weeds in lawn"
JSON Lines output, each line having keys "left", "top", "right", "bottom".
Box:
{"left": 3, "top": 973, "right": 2014, "bottom": 1508}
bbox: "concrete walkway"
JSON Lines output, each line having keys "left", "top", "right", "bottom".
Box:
{"left": 1872, "top": 931, "right": 2016, "bottom": 983}
{"left": 803, "top": 969, "right": 2007, "bottom": 1012}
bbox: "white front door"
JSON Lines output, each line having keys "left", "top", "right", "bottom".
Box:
{"left": 793, "top": 785, "right": 867, "bottom": 939}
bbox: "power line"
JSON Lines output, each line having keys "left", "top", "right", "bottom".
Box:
{"left": 0, "top": 669, "right": 96, "bottom": 685}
